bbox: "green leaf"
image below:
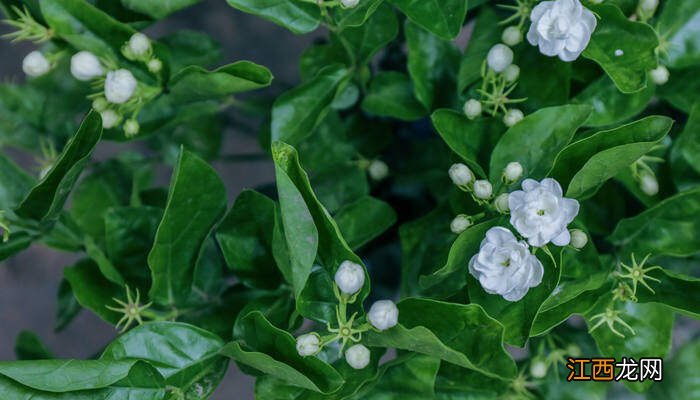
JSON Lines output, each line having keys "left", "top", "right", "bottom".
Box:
{"left": 14, "top": 331, "right": 54, "bottom": 360}
{"left": 586, "top": 302, "right": 673, "bottom": 392}
{"left": 101, "top": 322, "right": 227, "bottom": 397}
{"left": 658, "top": 66, "right": 700, "bottom": 113}
{"left": 658, "top": 0, "right": 700, "bottom": 69}
{"left": 582, "top": 4, "right": 658, "bottom": 93}
{"left": 648, "top": 338, "right": 700, "bottom": 399}
{"left": 608, "top": 187, "right": 700, "bottom": 258}
{"left": 15, "top": 111, "right": 102, "bottom": 222}
{"left": 364, "top": 298, "right": 518, "bottom": 380}
{"left": 55, "top": 279, "right": 82, "bottom": 332}
{"left": 431, "top": 109, "right": 503, "bottom": 178}
{"left": 634, "top": 267, "right": 700, "bottom": 319}
{"left": 64, "top": 259, "right": 123, "bottom": 324}
{"left": 458, "top": 7, "right": 501, "bottom": 92}
{"left": 352, "top": 355, "right": 440, "bottom": 399}
{"left": 312, "top": 165, "right": 368, "bottom": 214}
{"left": 333, "top": 0, "right": 383, "bottom": 29}
{"left": 489, "top": 104, "right": 592, "bottom": 182}
{"left": 466, "top": 251, "right": 561, "bottom": 346}
{"left": 168, "top": 61, "right": 273, "bottom": 105}
{"left": 120, "top": 0, "right": 200, "bottom": 19}
{"left": 673, "top": 102, "right": 700, "bottom": 176}
{"left": 216, "top": 189, "right": 281, "bottom": 289}
{"left": 226, "top": 0, "right": 321, "bottom": 34}
{"left": 272, "top": 65, "right": 350, "bottom": 145}
{"left": 222, "top": 311, "right": 344, "bottom": 394}
{"left": 549, "top": 116, "right": 673, "bottom": 199}
{"left": 148, "top": 149, "right": 227, "bottom": 307}
{"left": 361, "top": 71, "right": 427, "bottom": 121}
{"left": 335, "top": 196, "right": 397, "bottom": 250}
{"left": 0, "top": 154, "right": 34, "bottom": 211}
{"left": 573, "top": 75, "right": 655, "bottom": 127}
{"left": 405, "top": 20, "right": 459, "bottom": 109}
{"left": 388, "top": 0, "right": 468, "bottom": 40}
{"left": 515, "top": 47, "right": 572, "bottom": 110}
{"left": 0, "top": 232, "right": 32, "bottom": 262}
{"left": 340, "top": 3, "right": 398, "bottom": 65}
{"left": 160, "top": 30, "right": 223, "bottom": 72}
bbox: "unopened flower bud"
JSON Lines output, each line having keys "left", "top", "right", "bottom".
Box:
{"left": 449, "top": 163, "right": 473, "bottom": 186}
{"left": 530, "top": 358, "right": 548, "bottom": 379}
{"left": 368, "top": 160, "right": 389, "bottom": 181}
{"left": 128, "top": 33, "right": 151, "bottom": 57}
{"left": 487, "top": 44, "right": 513, "bottom": 73}
{"left": 503, "top": 64, "right": 520, "bottom": 83}
{"left": 334, "top": 260, "right": 365, "bottom": 295}
{"left": 450, "top": 215, "right": 472, "bottom": 234}
{"left": 148, "top": 58, "right": 163, "bottom": 74}
{"left": 368, "top": 300, "right": 398, "bottom": 331}
{"left": 473, "top": 180, "right": 493, "bottom": 199}
{"left": 340, "top": 0, "right": 360, "bottom": 7}
{"left": 105, "top": 69, "right": 137, "bottom": 104}
{"left": 100, "top": 110, "right": 120, "bottom": 129}
{"left": 296, "top": 333, "right": 321, "bottom": 356}
{"left": 639, "top": 173, "right": 659, "bottom": 196}
{"left": 566, "top": 344, "right": 582, "bottom": 357}
{"left": 345, "top": 344, "right": 370, "bottom": 369}
{"left": 70, "top": 51, "right": 103, "bottom": 81}
{"left": 123, "top": 119, "right": 140, "bottom": 137}
{"left": 570, "top": 229, "right": 588, "bottom": 249}
{"left": 463, "top": 99, "right": 482, "bottom": 120}
{"left": 503, "top": 109, "right": 524, "bottom": 127}
{"left": 502, "top": 26, "right": 523, "bottom": 46}
{"left": 494, "top": 193, "right": 510, "bottom": 213}
{"left": 504, "top": 162, "right": 523, "bottom": 182}
{"left": 92, "top": 97, "right": 109, "bottom": 112}
{"left": 639, "top": 0, "right": 658, "bottom": 13}
{"left": 650, "top": 65, "right": 669, "bottom": 85}
{"left": 22, "top": 51, "right": 50, "bottom": 77}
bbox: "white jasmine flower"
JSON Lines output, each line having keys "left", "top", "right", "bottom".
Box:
{"left": 503, "top": 109, "right": 524, "bottom": 127}
{"left": 70, "top": 51, "right": 103, "bottom": 81}
{"left": 450, "top": 215, "right": 472, "bottom": 234}
{"left": 487, "top": 44, "right": 513, "bottom": 73}
{"left": 650, "top": 66, "right": 669, "bottom": 85}
{"left": 105, "top": 69, "right": 137, "bottom": 104}
{"left": 334, "top": 260, "right": 365, "bottom": 295}
{"left": 495, "top": 193, "right": 510, "bottom": 213}
{"left": 473, "top": 180, "right": 493, "bottom": 199}
{"left": 569, "top": 229, "right": 588, "bottom": 249}
{"left": 147, "top": 58, "right": 163, "bottom": 74}
{"left": 504, "top": 161, "right": 524, "bottom": 182}
{"left": 345, "top": 344, "right": 370, "bottom": 369}
{"left": 530, "top": 358, "right": 548, "bottom": 378}
{"left": 368, "top": 300, "right": 398, "bottom": 331}
{"left": 508, "top": 178, "right": 580, "bottom": 247}
{"left": 22, "top": 51, "right": 50, "bottom": 77}
{"left": 463, "top": 99, "right": 482, "bottom": 120}
{"left": 502, "top": 26, "right": 523, "bottom": 46}
{"left": 296, "top": 333, "right": 321, "bottom": 356}
{"left": 527, "top": 0, "right": 597, "bottom": 62}
{"left": 128, "top": 33, "right": 151, "bottom": 57}
{"left": 503, "top": 64, "right": 520, "bottom": 83}
{"left": 340, "top": 0, "right": 360, "bottom": 7}
{"left": 124, "top": 119, "right": 140, "bottom": 137}
{"left": 449, "top": 163, "right": 473, "bottom": 186}
{"left": 100, "top": 110, "right": 120, "bottom": 129}
{"left": 368, "top": 160, "right": 389, "bottom": 181}
{"left": 614, "top": 49, "right": 624, "bottom": 57}
{"left": 639, "top": 173, "right": 658, "bottom": 196}
{"left": 469, "top": 227, "right": 544, "bottom": 301}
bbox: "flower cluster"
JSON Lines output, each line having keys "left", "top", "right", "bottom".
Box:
{"left": 448, "top": 163, "right": 584, "bottom": 301}
{"left": 294, "top": 260, "right": 398, "bottom": 369}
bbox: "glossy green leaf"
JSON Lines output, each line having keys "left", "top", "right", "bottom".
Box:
{"left": 15, "top": 111, "right": 102, "bottom": 222}
{"left": 431, "top": 109, "right": 503, "bottom": 178}
{"left": 216, "top": 189, "right": 281, "bottom": 289}
{"left": 549, "top": 116, "right": 672, "bottom": 199}
{"left": 515, "top": 46, "right": 572, "bottom": 110}
{"left": 0, "top": 154, "right": 34, "bottom": 211}
{"left": 634, "top": 268, "right": 700, "bottom": 319}
{"left": 658, "top": 0, "right": 700, "bottom": 69}
{"left": 168, "top": 61, "right": 273, "bottom": 105}
{"left": 15, "top": 331, "right": 54, "bottom": 360}
{"left": 226, "top": 0, "right": 321, "bottom": 34}
{"left": 361, "top": 71, "right": 427, "bottom": 121}
{"left": 582, "top": 4, "right": 658, "bottom": 93}
{"left": 364, "top": 298, "right": 518, "bottom": 380}
{"left": 222, "top": 311, "right": 344, "bottom": 394}
{"left": 64, "top": 259, "right": 123, "bottom": 324}
{"left": 333, "top": 0, "right": 383, "bottom": 28}
{"left": 312, "top": 165, "right": 368, "bottom": 214}
{"left": 272, "top": 65, "right": 350, "bottom": 145}
{"left": 673, "top": 102, "right": 700, "bottom": 177}
{"left": 351, "top": 355, "right": 440, "bottom": 399}
{"left": 608, "top": 187, "right": 700, "bottom": 258}
{"left": 335, "top": 196, "right": 397, "bottom": 250}
{"left": 388, "top": 0, "right": 468, "bottom": 40}
{"left": 573, "top": 75, "right": 654, "bottom": 127}
{"left": 160, "top": 30, "right": 223, "bottom": 72}
{"left": 648, "top": 338, "right": 700, "bottom": 399}
{"left": 658, "top": 66, "right": 700, "bottom": 113}
{"left": 148, "top": 149, "right": 227, "bottom": 307}
{"left": 458, "top": 7, "right": 501, "bottom": 92}
{"left": 55, "top": 279, "right": 82, "bottom": 332}
{"left": 341, "top": 3, "right": 398, "bottom": 65}
{"left": 120, "top": 0, "right": 200, "bottom": 19}
{"left": 489, "top": 104, "right": 591, "bottom": 182}
{"left": 101, "top": 322, "right": 227, "bottom": 397}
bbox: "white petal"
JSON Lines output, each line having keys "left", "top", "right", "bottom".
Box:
{"left": 540, "top": 178, "right": 563, "bottom": 197}
{"left": 521, "top": 179, "right": 540, "bottom": 191}
{"left": 551, "top": 229, "right": 571, "bottom": 246}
